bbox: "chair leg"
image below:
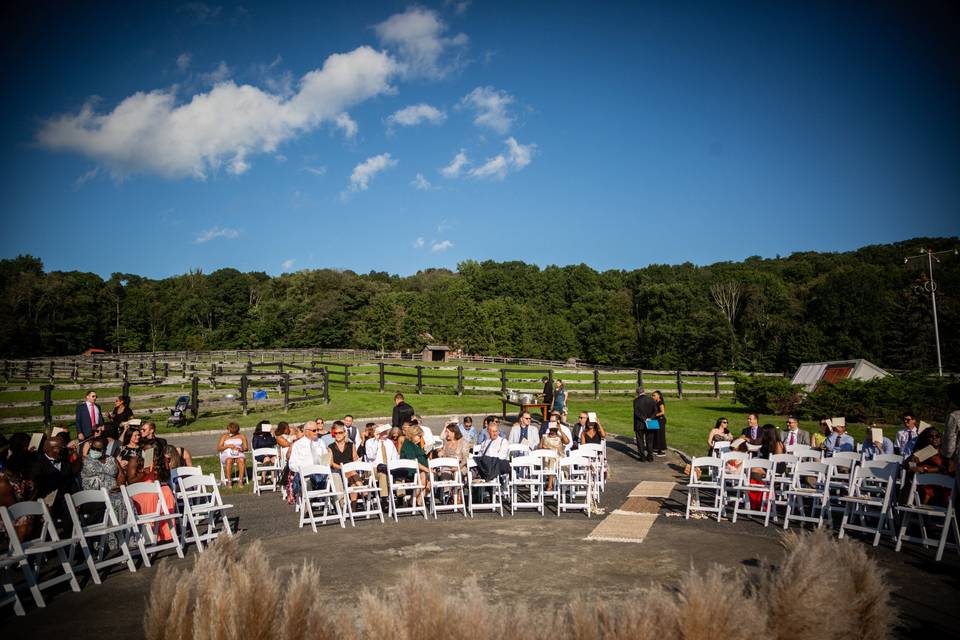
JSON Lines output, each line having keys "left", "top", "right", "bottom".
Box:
{"left": 54, "top": 546, "right": 81, "bottom": 593}
{"left": 78, "top": 538, "right": 102, "bottom": 585}
{"left": 19, "top": 558, "right": 46, "bottom": 608}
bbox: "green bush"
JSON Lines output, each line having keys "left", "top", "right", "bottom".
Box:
{"left": 732, "top": 374, "right": 803, "bottom": 415}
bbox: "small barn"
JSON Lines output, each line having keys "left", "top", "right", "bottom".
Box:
{"left": 421, "top": 345, "right": 451, "bottom": 362}
{"left": 791, "top": 359, "right": 889, "bottom": 392}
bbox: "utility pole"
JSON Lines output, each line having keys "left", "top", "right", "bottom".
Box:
{"left": 904, "top": 246, "right": 957, "bottom": 377}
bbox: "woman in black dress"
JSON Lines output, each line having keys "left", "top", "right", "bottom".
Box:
{"left": 329, "top": 421, "right": 360, "bottom": 507}
{"left": 652, "top": 390, "right": 667, "bottom": 457}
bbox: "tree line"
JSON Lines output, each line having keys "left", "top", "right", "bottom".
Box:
{"left": 1, "top": 236, "right": 957, "bottom": 373}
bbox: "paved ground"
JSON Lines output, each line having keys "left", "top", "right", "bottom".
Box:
{"left": 2, "top": 436, "right": 958, "bottom": 637}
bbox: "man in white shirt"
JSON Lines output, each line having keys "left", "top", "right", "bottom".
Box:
{"left": 896, "top": 413, "right": 920, "bottom": 458}
{"left": 477, "top": 420, "right": 510, "bottom": 479}
{"left": 508, "top": 412, "right": 540, "bottom": 450}
{"left": 372, "top": 425, "right": 400, "bottom": 504}
{"left": 288, "top": 421, "right": 328, "bottom": 500}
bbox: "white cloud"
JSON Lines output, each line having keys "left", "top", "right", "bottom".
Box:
{"left": 468, "top": 137, "right": 536, "bottom": 180}
{"left": 440, "top": 149, "right": 469, "bottom": 178}
{"left": 73, "top": 167, "right": 99, "bottom": 188}
{"left": 176, "top": 52, "right": 192, "bottom": 72}
{"left": 199, "top": 61, "right": 232, "bottom": 86}
{"left": 194, "top": 226, "right": 240, "bottom": 243}
{"left": 37, "top": 46, "right": 399, "bottom": 180}
{"left": 431, "top": 240, "right": 454, "bottom": 252}
{"left": 445, "top": 0, "right": 471, "bottom": 15}
{"left": 413, "top": 237, "right": 426, "bottom": 249}
{"left": 281, "top": 259, "right": 295, "bottom": 270}
{"left": 346, "top": 153, "right": 397, "bottom": 194}
{"left": 374, "top": 7, "right": 467, "bottom": 79}
{"left": 303, "top": 165, "right": 327, "bottom": 176}
{"left": 459, "top": 86, "right": 514, "bottom": 133}
{"left": 386, "top": 103, "right": 446, "bottom": 129}
{"left": 334, "top": 112, "right": 358, "bottom": 139}
{"left": 411, "top": 173, "right": 435, "bottom": 191}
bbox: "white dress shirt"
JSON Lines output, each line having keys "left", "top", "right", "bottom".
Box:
{"left": 480, "top": 436, "right": 510, "bottom": 460}
{"left": 373, "top": 438, "right": 399, "bottom": 466}
{"left": 288, "top": 436, "right": 328, "bottom": 473}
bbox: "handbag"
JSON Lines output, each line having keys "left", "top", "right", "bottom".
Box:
{"left": 645, "top": 418, "right": 660, "bottom": 430}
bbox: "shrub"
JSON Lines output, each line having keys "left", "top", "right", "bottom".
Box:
{"left": 147, "top": 531, "right": 898, "bottom": 640}
{"left": 733, "top": 374, "right": 803, "bottom": 415}
{"left": 799, "top": 373, "right": 952, "bottom": 424}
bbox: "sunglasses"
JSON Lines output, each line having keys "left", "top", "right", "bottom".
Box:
{"left": 333, "top": 431, "right": 345, "bottom": 435}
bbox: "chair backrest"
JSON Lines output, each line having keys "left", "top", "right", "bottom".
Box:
{"left": 793, "top": 460, "right": 830, "bottom": 487}
{"left": 859, "top": 460, "right": 899, "bottom": 481}
{"left": 178, "top": 473, "right": 219, "bottom": 495}
{"left": 123, "top": 480, "right": 164, "bottom": 500}
{"left": 341, "top": 460, "right": 374, "bottom": 475}
{"left": 170, "top": 466, "right": 202, "bottom": 484}
{"left": 252, "top": 447, "right": 278, "bottom": 459}
{"left": 871, "top": 454, "right": 902, "bottom": 465}
{"left": 828, "top": 451, "right": 859, "bottom": 467}
{"left": 787, "top": 444, "right": 817, "bottom": 457}
{"left": 712, "top": 440, "right": 732, "bottom": 452}
{"left": 529, "top": 449, "right": 558, "bottom": 461}
{"left": 387, "top": 459, "right": 419, "bottom": 472}
{"left": 428, "top": 457, "right": 460, "bottom": 470}
{"left": 1, "top": 500, "right": 61, "bottom": 552}
{"left": 769, "top": 453, "right": 798, "bottom": 466}
{"left": 915, "top": 473, "right": 956, "bottom": 492}
{"left": 579, "top": 443, "right": 603, "bottom": 456}
{"left": 511, "top": 455, "right": 539, "bottom": 469}
{"left": 721, "top": 451, "right": 749, "bottom": 464}
{"left": 299, "top": 464, "right": 333, "bottom": 477}
{"left": 508, "top": 444, "right": 529, "bottom": 456}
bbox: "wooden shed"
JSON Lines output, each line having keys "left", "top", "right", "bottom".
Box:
{"left": 791, "top": 359, "right": 889, "bottom": 392}
{"left": 422, "top": 345, "right": 451, "bottom": 362}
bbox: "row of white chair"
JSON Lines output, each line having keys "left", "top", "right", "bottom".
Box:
{"left": 1, "top": 471, "right": 233, "bottom": 616}
{"left": 687, "top": 453, "right": 959, "bottom": 561}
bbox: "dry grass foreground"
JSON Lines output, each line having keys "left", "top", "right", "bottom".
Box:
{"left": 144, "top": 531, "right": 898, "bottom": 640}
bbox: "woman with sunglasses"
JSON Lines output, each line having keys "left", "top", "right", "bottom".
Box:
{"left": 813, "top": 417, "right": 832, "bottom": 450}
{"left": 80, "top": 436, "right": 127, "bottom": 530}
{"left": 707, "top": 417, "right": 733, "bottom": 455}
{"left": 329, "top": 421, "right": 360, "bottom": 507}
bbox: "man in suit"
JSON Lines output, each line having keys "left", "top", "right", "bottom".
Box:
{"left": 633, "top": 387, "right": 658, "bottom": 462}
{"left": 780, "top": 416, "right": 811, "bottom": 448}
{"left": 541, "top": 376, "right": 554, "bottom": 411}
{"left": 391, "top": 393, "right": 415, "bottom": 428}
{"left": 508, "top": 411, "right": 540, "bottom": 451}
{"left": 741, "top": 414, "right": 761, "bottom": 445}
{"left": 75, "top": 389, "right": 104, "bottom": 441}
{"left": 28, "top": 436, "right": 80, "bottom": 521}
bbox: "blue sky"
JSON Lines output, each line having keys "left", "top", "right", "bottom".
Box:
{"left": 1, "top": 1, "right": 958, "bottom": 278}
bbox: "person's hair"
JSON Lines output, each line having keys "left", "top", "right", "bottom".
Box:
{"left": 332, "top": 420, "right": 345, "bottom": 430}
{"left": 142, "top": 421, "right": 156, "bottom": 432}
{"left": 901, "top": 412, "right": 917, "bottom": 422}
{"left": 275, "top": 422, "right": 289, "bottom": 437}
{"left": 653, "top": 390, "right": 663, "bottom": 401}
{"left": 389, "top": 426, "right": 402, "bottom": 439}
{"left": 85, "top": 390, "right": 97, "bottom": 398}
{"left": 409, "top": 425, "right": 423, "bottom": 439}
{"left": 88, "top": 437, "right": 107, "bottom": 451}
{"left": 586, "top": 421, "right": 599, "bottom": 430}
{"left": 916, "top": 428, "right": 941, "bottom": 451}
{"left": 542, "top": 376, "right": 548, "bottom": 382}
{"left": 410, "top": 418, "right": 420, "bottom": 426}
{"left": 463, "top": 416, "right": 472, "bottom": 425}
{"left": 444, "top": 423, "right": 462, "bottom": 440}
{"left": 362, "top": 423, "right": 376, "bottom": 438}
{"left": 786, "top": 415, "right": 798, "bottom": 422}
{"left": 9, "top": 432, "right": 30, "bottom": 453}
{"left": 521, "top": 411, "right": 531, "bottom": 419}
{"left": 636, "top": 386, "right": 645, "bottom": 396}
{"left": 394, "top": 393, "right": 405, "bottom": 402}
{"left": 714, "top": 417, "right": 728, "bottom": 431}
{"left": 484, "top": 415, "right": 496, "bottom": 427}
{"left": 748, "top": 414, "right": 758, "bottom": 421}
{"left": 344, "top": 414, "right": 353, "bottom": 420}
{"left": 227, "top": 422, "right": 240, "bottom": 435}
{"left": 164, "top": 445, "right": 182, "bottom": 469}
{"left": 123, "top": 428, "right": 140, "bottom": 446}
{"left": 402, "top": 419, "right": 413, "bottom": 428}
{"left": 760, "top": 424, "right": 779, "bottom": 454}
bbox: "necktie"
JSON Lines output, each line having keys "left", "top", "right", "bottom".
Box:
{"left": 89, "top": 403, "right": 96, "bottom": 428}
{"left": 380, "top": 441, "right": 387, "bottom": 463}
{"left": 789, "top": 432, "right": 795, "bottom": 446}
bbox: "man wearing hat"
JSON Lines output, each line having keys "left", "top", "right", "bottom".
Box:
{"left": 372, "top": 424, "right": 399, "bottom": 507}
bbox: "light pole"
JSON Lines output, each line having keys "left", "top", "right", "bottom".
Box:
{"left": 904, "top": 246, "right": 957, "bottom": 376}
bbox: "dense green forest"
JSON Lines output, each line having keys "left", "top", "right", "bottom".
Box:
{"left": 1, "top": 237, "right": 957, "bottom": 372}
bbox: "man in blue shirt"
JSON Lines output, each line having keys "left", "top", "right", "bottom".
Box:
{"left": 475, "top": 415, "right": 498, "bottom": 446}
{"left": 458, "top": 416, "right": 478, "bottom": 443}
{"left": 824, "top": 423, "right": 856, "bottom": 453}
{"left": 861, "top": 433, "right": 895, "bottom": 460}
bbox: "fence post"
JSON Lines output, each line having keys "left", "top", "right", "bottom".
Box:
{"left": 190, "top": 375, "right": 199, "bottom": 420}
{"left": 98, "top": 362, "right": 103, "bottom": 382}
{"left": 500, "top": 368, "right": 507, "bottom": 395}
{"left": 593, "top": 368, "right": 600, "bottom": 400}
{"left": 138, "top": 360, "right": 145, "bottom": 378}
{"left": 25, "top": 360, "right": 32, "bottom": 382}
{"left": 163, "top": 361, "right": 169, "bottom": 378}
{"left": 457, "top": 365, "right": 464, "bottom": 396}
{"left": 246, "top": 360, "right": 253, "bottom": 375}
{"left": 714, "top": 371, "right": 721, "bottom": 399}
{"left": 676, "top": 370, "right": 683, "bottom": 400}
{"left": 416, "top": 365, "right": 423, "bottom": 394}
{"left": 239, "top": 374, "right": 249, "bottom": 416}
{"left": 379, "top": 362, "right": 385, "bottom": 392}
{"left": 42, "top": 384, "right": 53, "bottom": 427}
{"left": 121, "top": 378, "right": 130, "bottom": 401}
{"left": 322, "top": 368, "right": 330, "bottom": 404}
{"left": 282, "top": 373, "right": 290, "bottom": 412}
{"left": 637, "top": 369, "right": 644, "bottom": 390}
{"left": 151, "top": 357, "right": 157, "bottom": 379}
{"left": 343, "top": 365, "right": 350, "bottom": 391}
{"left": 122, "top": 361, "right": 128, "bottom": 383}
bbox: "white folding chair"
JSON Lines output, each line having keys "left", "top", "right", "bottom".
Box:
{"left": 177, "top": 474, "right": 234, "bottom": 552}
{"left": 529, "top": 449, "right": 560, "bottom": 510}
{"left": 786, "top": 444, "right": 820, "bottom": 461}
{"left": 782, "top": 461, "right": 833, "bottom": 530}
{"left": 64, "top": 489, "right": 137, "bottom": 584}
{"left": 298, "top": 464, "right": 345, "bottom": 531}
{"left": 466, "top": 458, "right": 504, "bottom": 517}
{"left": 120, "top": 481, "right": 184, "bottom": 566}
{"left": 712, "top": 440, "right": 732, "bottom": 458}
{"left": 769, "top": 453, "right": 798, "bottom": 518}
{"left": 252, "top": 447, "right": 281, "bottom": 495}
{"left": 509, "top": 455, "right": 544, "bottom": 515}
{"left": 895, "top": 473, "right": 959, "bottom": 562}
{"left": 170, "top": 466, "right": 202, "bottom": 491}
{"left": 727, "top": 458, "right": 775, "bottom": 527}
{"left": 427, "top": 458, "right": 467, "bottom": 518}
{"left": 720, "top": 451, "right": 750, "bottom": 511}
{"left": 508, "top": 443, "right": 529, "bottom": 459}
{"left": 837, "top": 460, "right": 899, "bottom": 546}
{"left": 219, "top": 455, "right": 245, "bottom": 486}
{"left": 579, "top": 443, "right": 606, "bottom": 493}
{"left": 824, "top": 452, "right": 859, "bottom": 517}
{"left": 557, "top": 456, "right": 592, "bottom": 517}
{"left": 0, "top": 501, "right": 81, "bottom": 609}
{"left": 386, "top": 459, "right": 429, "bottom": 522}
{"left": 341, "top": 461, "right": 384, "bottom": 526}
{"left": 1, "top": 552, "right": 26, "bottom": 615}
{"left": 685, "top": 457, "right": 724, "bottom": 521}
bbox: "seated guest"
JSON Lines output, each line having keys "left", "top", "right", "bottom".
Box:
{"left": 357, "top": 423, "right": 377, "bottom": 462}
{"left": 105, "top": 395, "right": 133, "bottom": 440}
{"left": 140, "top": 422, "right": 167, "bottom": 458}
{"left": 342, "top": 415, "right": 360, "bottom": 443}
{"left": 861, "top": 426, "right": 895, "bottom": 460}
{"left": 217, "top": 422, "right": 248, "bottom": 487}
{"left": 908, "top": 428, "right": 952, "bottom": 505}
{"left": 475, "top": 416, "right": 499, "bottom": 446}
{"left": 28, "top": 435, "right": 80, "bottom": 519}
{"left": 580, "top": 420, "right": 605, "bottom": 446}
{"left": 317, "top": 418, "right": 335, "bottom": 447}
{"left": 741, "top": 414, "right": 762, "bottom": 445}
{"left": 81, "top": 437, "right": 128, "bottom": 527}
{"left": 475, "top": 419, "right": 510, "bottom": 481}
{"left": 779, "top": 416, "right": 810, "bottom": 448}
{"left": 571, "top": 412, "right": 590, "bottom": 448}
{"left": 439, "top": 423, "right": 471, "bottom": 476}
{"left": 812, "top": 417, "right": 832, "bottom": 449}
{"left": 823, "top": 422, "right": 855, "bottom": 454}
{"left": 539, "top": 423, "right": 566, "bottom": 492}
{"left": 373, "top": 425, "right": 400, "bottom": 508}
{"left": 251, "top": 420, "right": 278, "bottom": 484}
{"left": 896, "top": 413, "right": 920, "bottom": 458}
{"left": 459, "top": 416, "right": 478, "bottom": 444}
{"left": 707, "top": 417, "right": 734, "bottom": 454}
{"left": 163, "top": 444, "right": 193, "bottom": 471}
{"left": 398, "top": 425, "right": 431, "bottom": 505}
{"left": 724, "top": 438, "right": 749, "bottom": 476}
{"left": 119, "top": 427, "right": 142, "bottom": 462}
{"left": 1, "top": 449, "right": 36, "bottom": 543}
{"left": 81, "top": 422, "right": 119, "bottom": 458}
{"left": 508, "top": 411, "right": 540, "bottom": 450}
{"left": 287, "top": 421, "right": 328, "bottom": 501}
{"left": 328, "top": 421, "right": 360, "bottom": 507}
{"left": 125, "top": 443, "right": 176, "bottom": 541}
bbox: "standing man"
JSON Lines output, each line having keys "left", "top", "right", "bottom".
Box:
{"left": 779, "top": 416, "right": 810, "bottom": 448}
{"left": 541, "top": 376, "right": 554, "bottom": 413}
{"left": 391, "top": 393, "right": 415, "bottom": 428}
{"left": 741, "top": 414, "right": 762, "bottom": 445}
{"left": 343, "top": 415, "right": 359, "bottom": 443}
{"left": 633, "top": 386, "right": 658, "bottom": 462}
{"left": 75, "top": 390, "right": 103, "bottom": 442}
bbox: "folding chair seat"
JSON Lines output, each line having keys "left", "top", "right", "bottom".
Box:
{"left": 895, "top": 473, "right": 959, "bottom": 562}
{"left": 297, "top": 464, "right": 345, "bottom": 531}
{"left": 685, "top": 457, "right": 724, "bottom": 521}
{"left": 252, "top": 447, "right": 281, "bottom": 495}
{"left": 466, "top": 457, "right": 504, "bottom": 517}
{"left": 557, "top": 456, "right": 592, "bottom": 517}
{"left": 509, "top": 455, "right": 544, "bottom": 515}
{"left": 386, "top": 459, "right": 428, "bottom": 522}
{"left": 176, "top": 474, "right": 234, "bottom": 552}
{"left": 0, "top": 501, "right": 81, "bottom": 610}
{"left": 727, "top": 458, "right": 775, "bottom": 526}
{"left": 528, "top": 449, "right": 560, "bottom": 509}
{"left": 341, "top": 461, "right": 384, "bottom": 526}
{"left": 120, "top": 481, "right": 184, "bottom": 566}
{"left": 427, "top": 457, "right": 467, "bottom": 518}
{"left": 64, "top": 489, "right": 137, "bottom": 584}
{"left": 782, "top": 461, "right": 833, "bottom": 530}
{"left": 837, "top": 460, "right": 899, "bottom": 546}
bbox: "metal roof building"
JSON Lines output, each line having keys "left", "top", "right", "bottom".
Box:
{"left": 791, "top": 359, "right": 889, "bottom": 392}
